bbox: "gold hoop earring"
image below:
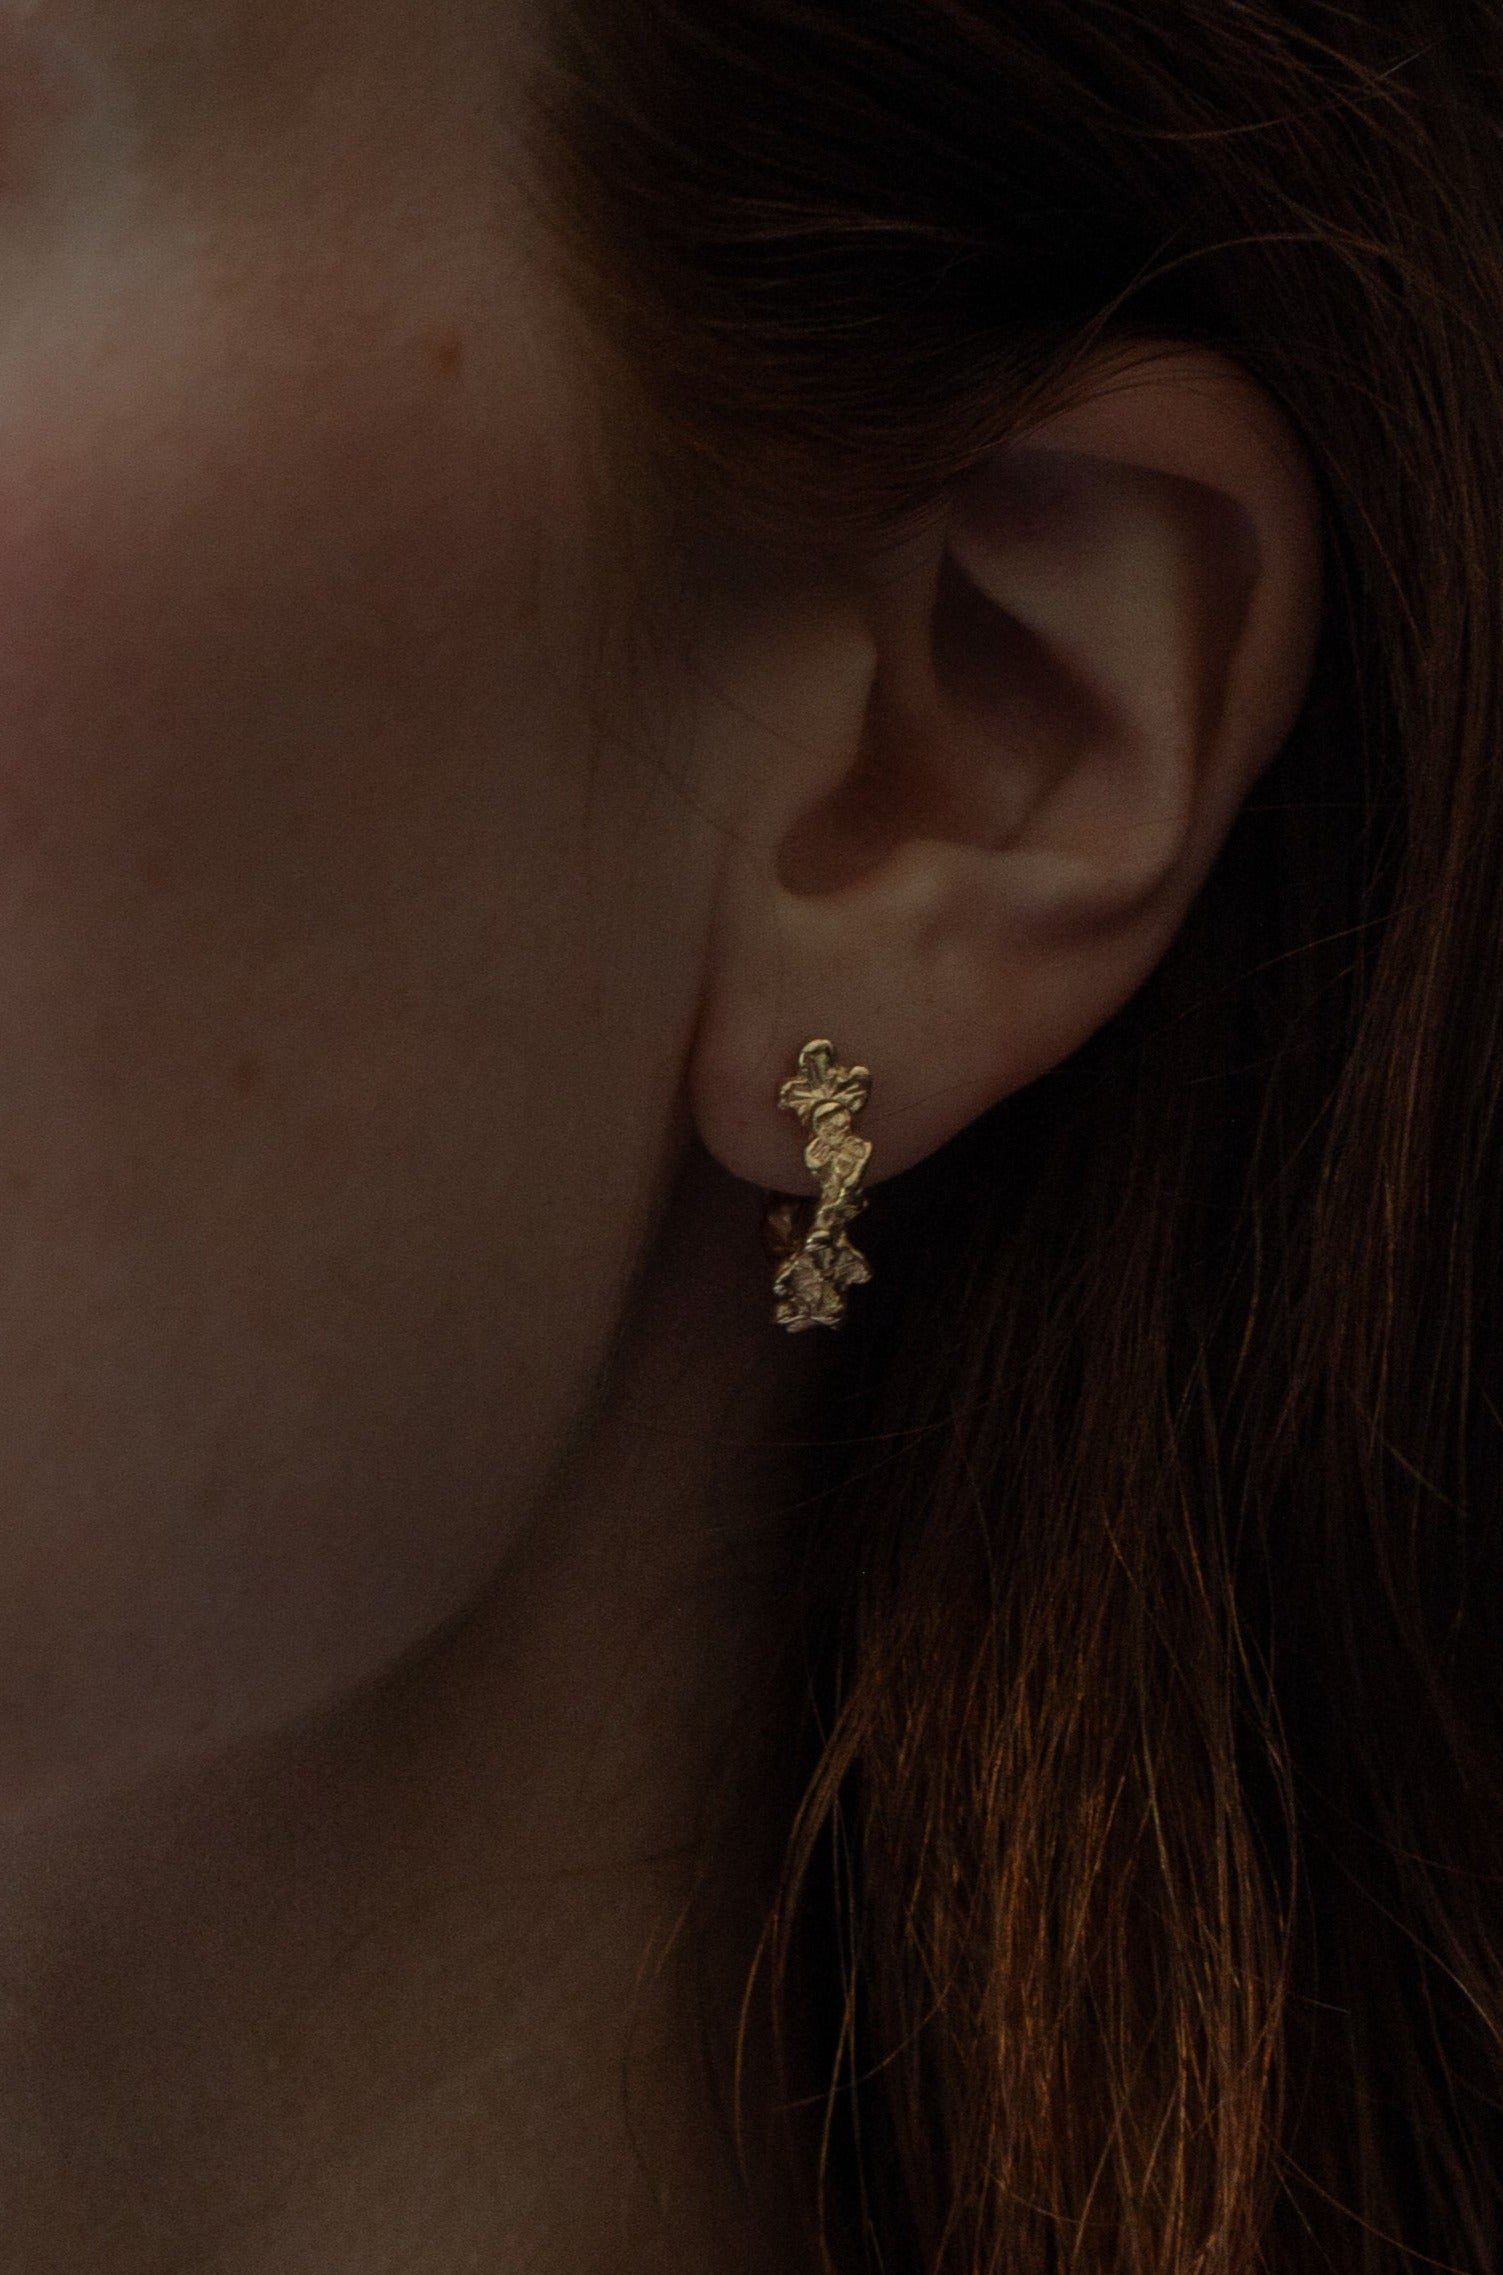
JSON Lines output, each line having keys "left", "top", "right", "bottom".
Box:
{"left": 762, "top": 1038, "right": 874, "bottom": 1333}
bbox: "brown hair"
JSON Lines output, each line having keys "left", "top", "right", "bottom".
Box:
{"left": 522, "top": 4, "right": 1503, "bottom": 2268}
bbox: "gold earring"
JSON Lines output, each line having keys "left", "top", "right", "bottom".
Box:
{"left": 762, "top": 1038, "right": 874, "bottom": 1333}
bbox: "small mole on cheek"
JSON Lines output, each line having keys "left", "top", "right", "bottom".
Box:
{"left": 427, "top": 330, "right": 467, "bottom": 380}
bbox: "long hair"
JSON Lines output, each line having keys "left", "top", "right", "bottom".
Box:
{"left": 521, "top": 5, "right": 1503, "bottom": 2267}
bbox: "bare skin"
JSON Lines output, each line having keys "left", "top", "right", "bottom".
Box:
{"left": 0, "top": 1144, "right": 829, "bottom": 2275}
{"left": 0, "top": 2, "right": 1322, "bottom": 2269}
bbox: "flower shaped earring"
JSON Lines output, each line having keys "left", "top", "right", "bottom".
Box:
{"left": 762, "top": 1038, "right": 874, "bottom": 1332}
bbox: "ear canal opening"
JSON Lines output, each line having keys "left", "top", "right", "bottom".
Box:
{"left": 775, "top": 544, "right": 1115, "bottom": 900}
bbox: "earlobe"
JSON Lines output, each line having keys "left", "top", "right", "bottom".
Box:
{"left": 689, "top": 345, "right": 1323, "bottom": 1196}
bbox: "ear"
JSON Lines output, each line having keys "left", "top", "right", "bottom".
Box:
{"left": 687, "top": 343, "right": 1323, "bottom": 1192}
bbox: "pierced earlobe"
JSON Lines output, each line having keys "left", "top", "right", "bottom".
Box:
{"left": 762, "top": 1039, "right": 874, "bottom": 1333}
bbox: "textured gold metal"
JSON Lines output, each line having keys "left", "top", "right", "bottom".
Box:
{"left": 762, "top": 1038, "right": 874, "bottom": 1333}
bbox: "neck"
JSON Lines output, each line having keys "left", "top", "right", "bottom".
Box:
{"left": 0, "top": 1149, "right": 831, "bottom": 2275}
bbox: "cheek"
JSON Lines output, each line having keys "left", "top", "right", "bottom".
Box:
{"left": 0, "top": 258, "right": 656, "bottom": 1816}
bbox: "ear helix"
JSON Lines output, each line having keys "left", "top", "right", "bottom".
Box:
{"left": 761, "top": 1039, "right": 874, "bottom": 1332}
